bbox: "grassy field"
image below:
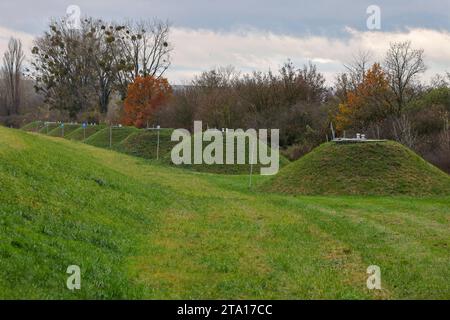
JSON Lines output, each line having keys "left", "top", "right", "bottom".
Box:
{"left": 0, "top": 126, "right": 449, "bottom": 299}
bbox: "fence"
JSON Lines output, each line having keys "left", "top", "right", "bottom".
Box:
{"left": 33, "top": 121, "right": 165, "bottom": 148}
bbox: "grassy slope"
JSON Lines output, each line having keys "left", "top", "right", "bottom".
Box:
{"left": 262, "top": 141, "right": 450, "bottom": 196}
{"left": 38, "top": 123, "right": 59, "bottom": 135}
{"left": 66, "top": 125, "right": 106, "bottom": 141}
{"left": 47, "top": 125, "right": 81, "bottom": 138}
{"left": 21, "top": 121, "right": 43, "bottom": 132}
{"left": 116, "top": 129, "right": 289, "bottom": 174}
{"left": 84, "top": 127, "right": 139, "bottom": 149}
{"left": 115, "top": 129, "right": 175, "bottom": 160}
{"left": 0, "top": 126, "right": 449, "bottom": 299}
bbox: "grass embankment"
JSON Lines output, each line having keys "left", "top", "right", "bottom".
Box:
{"left": 66, "top": 125, "right": 106, "bottom": 141}
{"left": 21, "top": 121, "right": 43, "bottom": 132}
{"left": 0, "top": 126, "right": 449, "bottom": 299}
{"left": 47, "top": 124, "right": 81, "bottom": 138}
{"left": 39, "top": 123, "right": 59, "bottom": 134}
{"left": 117, "top": 129, "right": 289, "bottom": 174}
{"left": 21, "top": 123, "right": 289, "bottom": 174}
{"left": 84, "top": 126, "right": 139, "bottom": 149}
{"left": 261, "top": 141, "right": 450, "bottom": 196}
{"left": 21, "top": 122, "right": 61, "bottom": 135}
{"left": 115, "top": 129, "right": 175, "bottom": 160}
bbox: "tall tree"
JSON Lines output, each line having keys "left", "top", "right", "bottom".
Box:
{"left": 114, "top": 20, "right": 172, "bottom": 99}
{"left": 31, "top": 19, "right": 97, "bottom": 118}
{"left": 384, "top": 41, "right": 426, "bottom": 115}
{"left": 83, "top": 19, "right": 126, "bottom": 113}
{"left": 2, "top": 37, "right": 24, "bottom": 115}
{"left": 31, "top": 17, "right": 172, "bottom": 118}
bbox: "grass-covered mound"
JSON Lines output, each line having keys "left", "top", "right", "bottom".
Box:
{"left": 115, "top": 129, "right": 175, "bottom": 160}
{"left": 84, "top": 126, "right": 138, "bottom": 148}
{"left": 2, "top": 127, "right": 450, "bottom": 299}
{"left": 21, "top": 122, "right": 62, "bottom": 135}
{"left": 116, "top": 129, "right": 289, "bottom": 174}
{"left": 20, "top": 122, "right": 287, "bottom": 175}
{"left": 38, "top": 123, "right": 60, "bottom": 135}
{"left": 261, "top": 141, "right": 450, "bottom": 196}
{"left": 47, "top": 124, "right": 80, "bottom": 138}
{"left": 66, "top": 125, "right": 106, "bottom": 141}
{"left": 21, "top": 121, "right": 44, "bottom": 132}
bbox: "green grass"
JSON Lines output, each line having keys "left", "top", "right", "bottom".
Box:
{"left": 38, "top": 123, "right": 59, "bottom": 135}
{"left": 47, "top": 124, "right": 81, "bottom": 138}
{"left": 66, "top": 125, "right": 106, "bottom": 141}
{"left": 261, "top": 141, "right": 450, "bottom": 196}
{"left": 1, "top": 126, "right": 449, "bottom": 299}
{"left": 115, "top": 129, "right": 175, "bottom": 160}
{"left": 84, "top": 126, "right": 139, "bottom": 149}
{"left": 21, "top": 121, "right": 45, "bottom": 132}
{"left": 116, "top": 129, "right": 289, "bottom": 174}
{"left": 22, "top": 122, "right": 289, "bottom": 174}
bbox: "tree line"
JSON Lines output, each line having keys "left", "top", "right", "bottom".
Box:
{"left": 158, "top": 42, "right": 448, "bottom": 171}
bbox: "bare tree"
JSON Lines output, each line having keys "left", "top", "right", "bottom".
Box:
{"left": 0, "top": 79, "right": 5, "bottom": 115}
{"left": 384, "top": 41, "right": 426, "bottom": 115}
{"left": 440, "top": 114, "right": 450, "bottom": 151}
{"left": 334, "top": 51, "right": 372, "bottom": 103}
{"left": 392, "top": 114, "right": 416, "bottom": 148}
{"left": 2, "top": 37, "right": 24, "bottom": 115}
{"left": 82, "top": 19, "right": 125, "bottom": 113}
{"left": 115, "top": 19, "right": 172, "bottom": 98}
{"left": 343, "top": 50, "right": 373, "bottom": 90}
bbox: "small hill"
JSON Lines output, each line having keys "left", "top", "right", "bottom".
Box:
{"left": 116, "top": 129, "right": 175, "bottom": 160}
{"left": 116, "top": 129, "right": 289, "bottom": 174}
{"left": 38, "top": 123, "right": 59, "bottom": 134}
{"left": 84, "top": 126, "right": 139, "bottom": 148}
{"left": 261, "top": 141, "right": 450, "bottom": 196}
{"left": 47, "top": 124, "right": 80, "bottom": 138}
{"left": 21, "top": 122, "right": 64, "bottom": 135}
{"left": 66, "top": 125, "right": 106, "bottom": 141}
{"left": 21, "top": 121, "right": 43, "bottom": 132}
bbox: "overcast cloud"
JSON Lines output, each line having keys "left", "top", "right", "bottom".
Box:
{"left": 0, "top": 0, "right": 449, "bottom": 84}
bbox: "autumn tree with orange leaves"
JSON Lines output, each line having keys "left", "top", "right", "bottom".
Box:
{"left": 336, "top": 63, "right": 392, "bottom": 132}
{"left": 123, "top": 76, "right": 172, "bottom": 128}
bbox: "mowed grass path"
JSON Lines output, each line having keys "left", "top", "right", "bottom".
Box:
{"left": 0, "top": 127, "right": 449, "bottom": 299}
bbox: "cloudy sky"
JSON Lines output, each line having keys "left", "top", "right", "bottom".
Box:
{"left": 1, "top": 0, "right": 449, "bottom": 85}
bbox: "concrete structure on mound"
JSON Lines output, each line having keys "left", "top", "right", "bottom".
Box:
{"left": 331, "top": 124, "right": 387, "bottom": 144}
{"left": 333, "top": 135, "right": 387, "bottom": 144}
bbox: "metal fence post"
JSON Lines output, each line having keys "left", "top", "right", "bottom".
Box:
{"left": 156, "top": 125, "right": 160, "bottom": 160}
{"left": 249, "top": 139, "right": 255, "bottom": 189}
{"left": 109, "top": 125, "right": 112, "bottom": 148}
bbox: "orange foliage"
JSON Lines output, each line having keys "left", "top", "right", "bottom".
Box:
{"left": 336, "top": 63, "right": 390, "bottom": 131}
{"left": 123, "top": 76, "right": 172, "bottom": 128}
